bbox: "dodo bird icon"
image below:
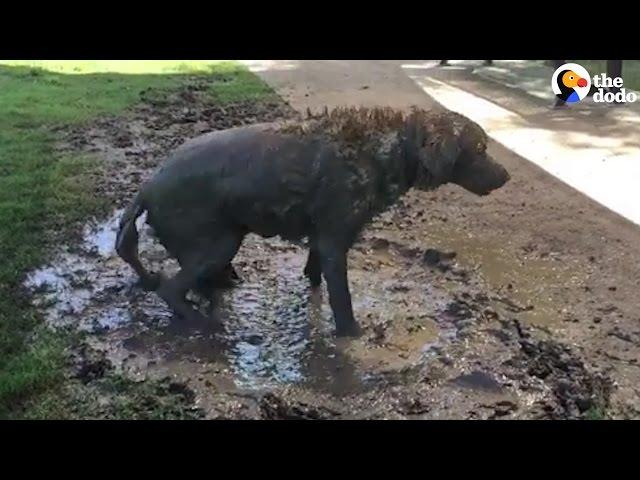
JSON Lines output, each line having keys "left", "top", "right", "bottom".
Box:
{"left": 555, "top": 69, "right": 588, "bottom": 103}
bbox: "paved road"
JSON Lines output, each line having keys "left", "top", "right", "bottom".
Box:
{"left": 240, "top": 60, "right": 438, "bottom": 111}
{"left": 407, "top": 60, "right": 640, "bottom": 227}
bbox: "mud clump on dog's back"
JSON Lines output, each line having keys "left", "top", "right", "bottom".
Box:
{"left": 278, "top": 106, "right": 407, "bottom": 149}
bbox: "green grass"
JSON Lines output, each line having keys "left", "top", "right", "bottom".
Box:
{"left": 575, "top": 60, "right": 640, "bottom": 91}
{"left": 21, "top": 372, "right": 203, "bottom": 420}
{"left": 0, "top": 60, "right": 275, "bottom": 418}
{"left": 584, "top": 406, "right": 607, "bottom": 420}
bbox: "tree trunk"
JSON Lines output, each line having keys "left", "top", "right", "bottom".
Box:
{"left": 607, "top": 60, "right": 623, "bottom": 94}
{"left": 553, "top": 60, "right": 566, "bottom": 107}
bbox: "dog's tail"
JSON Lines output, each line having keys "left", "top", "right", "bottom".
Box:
{"left": 115, "top": 190, "right": 160, "bottom": 290}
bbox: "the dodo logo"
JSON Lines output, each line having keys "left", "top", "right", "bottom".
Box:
{"left": 551, "top": 63, "right": 591, "bottom": 103}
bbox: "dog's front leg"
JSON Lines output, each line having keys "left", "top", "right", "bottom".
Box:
{"left": 317, "top": 237, "right": 360, "bottom": 337}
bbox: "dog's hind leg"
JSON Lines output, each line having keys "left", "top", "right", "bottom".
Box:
{"left": 304, "top": 243, "right": 322, "bottom": 288}
{"left": 195, "top": 263, "right": 241, "bottom": 295}
{"left": 157, "top": 231, "right": 244, "bottom": 323}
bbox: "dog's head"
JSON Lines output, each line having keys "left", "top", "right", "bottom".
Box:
{"left": 409, "top": 111, "right": 510, "bottom": 196}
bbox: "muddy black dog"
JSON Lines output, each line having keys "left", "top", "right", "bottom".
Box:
{"left": 116, "top": 107, "right": 509, "bottom": 336}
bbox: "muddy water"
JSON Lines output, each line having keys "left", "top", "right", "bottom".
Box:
{"left": 24, "top": 199, "right": 597, "bottom": 418}
{"left": 370, "top": 190, "right": 587, "bottom": 327}
{"left": 26, "top": 208, "right": 453, "bottom": 393}
{"left": 420, "top": 225, "right": 579, "bottom": 326}
{"left": 25, "top": 193, "right": 602, "bottom": 419}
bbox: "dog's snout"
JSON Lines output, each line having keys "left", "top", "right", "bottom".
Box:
{"left": 452, "top": 154, "right": 510, "bottom": 196}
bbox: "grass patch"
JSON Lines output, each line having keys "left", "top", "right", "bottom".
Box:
{"left": 0, "top": 329, "right": 68, "bottom": 414}
{"left": 0, "top": 60, "right": 275, "bottom": 418}
{"left": 21, "top": 372, "right": 203, "bottom": 420}
{"left": 584, "top": 406, "right": 607, "bottom": 420}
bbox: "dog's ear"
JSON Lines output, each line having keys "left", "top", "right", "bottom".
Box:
{"left": 421, "top": 134, "right": 460, "bottom": 185}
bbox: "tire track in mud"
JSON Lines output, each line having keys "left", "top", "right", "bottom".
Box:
{"left": 24, "top": 78, "right": 613, "bottom": 419}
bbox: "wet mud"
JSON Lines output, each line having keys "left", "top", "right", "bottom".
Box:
{"left": 24, "top": 78, "right": 615, "bottom": 419}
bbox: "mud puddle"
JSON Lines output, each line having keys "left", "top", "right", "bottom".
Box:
{"left": 25, "top": 206, "right": 610, "bottom": 418}
{"left": 23, "top": 78, "right": 612, "bottom": 418}
{"left": 26, "top": 210, "right": 448, "bottom": 396}
{"left": 369, "top": 190, "right": 589, "bottom": 327}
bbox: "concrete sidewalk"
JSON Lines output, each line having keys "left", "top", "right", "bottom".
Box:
{"left": 403, "top": 60, "right": 640, "bottom": 226}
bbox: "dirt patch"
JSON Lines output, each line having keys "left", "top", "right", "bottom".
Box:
{"left": 24, "top": 77, "right": 616, "bottom": 419}
{"left": 55, "top": 77, "right": 297, "bottom": 210}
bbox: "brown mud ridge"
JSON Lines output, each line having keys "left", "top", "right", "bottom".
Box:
{"left": 26, "top": 79, "right": 613, "bottom": 419}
